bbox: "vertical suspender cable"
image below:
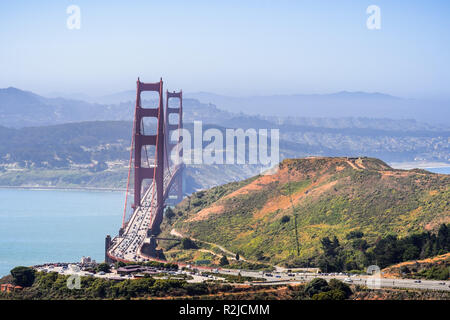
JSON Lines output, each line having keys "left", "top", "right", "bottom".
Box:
{"left": 121, "top": 103, "right": 137, "bottom": 229}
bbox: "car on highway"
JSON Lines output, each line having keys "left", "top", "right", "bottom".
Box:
{"left": 414, "top": 280, "right": 421, "bottom": 283}
{"left": 344, "top": 278, "right": 353, "bottom": 283}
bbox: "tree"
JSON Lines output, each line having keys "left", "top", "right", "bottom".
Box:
{"left": 96, "top": 263, "right": 111, "bottom": 273}
{"left": 10, "top": 266, "right": 35, "bottom": 287}
{"left": 351, "top": 239, "right": 369, "bottom": 252}
{"left": 437, "top": 224, "right": 450, "bottom": 253}
{"left": 281, "top": 215, "right": 290, "bottom": 223}
{"left": 328, "top": 279, "right": 352, "bottom": 299}
{"left": 182, "top": 238, "right": 198, "bottom": 249}
{"left": 235, "top": 253, "right": 240, "bottom": 261}
{"left": 402, "top": 245, "right": 420, "bottom": 261}
{"left": 219, "top": 255, "right": 229, "bottom": 266}
{"left": 312, "top": 289, "right": 346, "bottom": 300}
{"left": 165, "top": 207, "right": 175, "bottom": 219}
{"left": 321, "top": 236, "right": 340, "bottom": 257}
{"left": 304, "top": 278, "right": 330, "bottom": 297}
{"left": 346, "top": 230, "right": 364, "bottom": 240}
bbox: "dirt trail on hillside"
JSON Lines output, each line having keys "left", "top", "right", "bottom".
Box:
{"left": 170, "top": 228, "right": 255, "bottom": 263}
{"left": 346, "top": 160, "right": 361, "bottom": 170}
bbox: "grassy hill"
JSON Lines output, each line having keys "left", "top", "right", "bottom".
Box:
{"left": 382, "top": 253, "right": 450, "bottom": 280}
{"left": 160, "top": 157, "right": 450, "bottom": 266}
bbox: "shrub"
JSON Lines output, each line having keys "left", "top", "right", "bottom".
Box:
{"left": 182, "top": 238, "right": 198, "bottom": 249}
{"left": 96, "top": 263, "right": 111, "bottom": 273}
{"left": 305, "top": 278, "right": 330, "bottom": 297}
{"left": 219, "top": 255, "right": 229, "bottom": 266}
{"left": 10, "top": 266, "right": 35, "bottom": 287}
{"left": 328, "top": 279, "right": 352, "bottom": 298}
{"left": 312, "top": 289, "right": 346, "bottom": 300}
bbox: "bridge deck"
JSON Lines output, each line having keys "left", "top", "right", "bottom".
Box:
{"left": 107, "top": 165, "right": 180, "bottom": 262}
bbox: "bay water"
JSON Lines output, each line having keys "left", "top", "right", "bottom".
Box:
{"left": 0, "top": 189, "right": 123, "bottom": 277}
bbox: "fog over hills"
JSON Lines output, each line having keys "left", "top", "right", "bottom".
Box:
{"left": 185, "top": 91, "right": 450, "bottom": 127}
{"left": 0, "top": 87, "right": 449, "bottom": 191}
{"left": 37, "top": 87, "right": 450, "bottom": 127}
{"left": 0, "top": 87, "right": 131, "bottom": 128}
{"left": 3, "top": 87, "right": 450, "bottom": 126}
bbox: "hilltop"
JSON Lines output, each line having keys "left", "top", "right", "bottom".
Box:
{"left": 159, "top": 157, "right": 450, "bottom": 266}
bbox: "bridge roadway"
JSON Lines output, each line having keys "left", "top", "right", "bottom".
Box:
{"left": 107, "top": 166, "right": 178, "bottom": 262}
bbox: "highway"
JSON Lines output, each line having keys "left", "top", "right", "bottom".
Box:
{"left": 216, "top": 268, "right": 450, "bottom": 291}
{"left": 34, "top": 264, "right": 449, "bottom": 292}
{"left": 108, "top": 167, "right": 178, "bottom": 262}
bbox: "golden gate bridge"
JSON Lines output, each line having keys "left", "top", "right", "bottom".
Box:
{"left": 105, "top": 78, "right": 184, "bottom": 263}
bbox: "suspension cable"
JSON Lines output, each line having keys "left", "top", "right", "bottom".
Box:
{"left": 121, "top": 105, "right": 137, "bottom": 229}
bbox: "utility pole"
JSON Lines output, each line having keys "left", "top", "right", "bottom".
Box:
{"left": 287, "top": 174, "right": 300, "bottom": 257}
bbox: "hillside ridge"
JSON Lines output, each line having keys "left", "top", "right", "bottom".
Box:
{"left": 160, "top": 157, "right": 450, "bottom": 267}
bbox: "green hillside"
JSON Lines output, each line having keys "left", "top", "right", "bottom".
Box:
{"left": 159, "top": 157, "right": 450, "bottom": 267}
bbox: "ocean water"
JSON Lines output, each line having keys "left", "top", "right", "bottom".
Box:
{"left": 0, "top": 189, "right": 123, "bottom": 277}
{"left": 427, "top": 167, "right": 450, "bottom": 174}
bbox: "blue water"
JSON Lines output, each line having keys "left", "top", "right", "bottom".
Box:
{"left": 0, "top": 189, "right": 123, "bottom": 277}
{"left": 427, "top": 167, "right": 450, "bottom": 174}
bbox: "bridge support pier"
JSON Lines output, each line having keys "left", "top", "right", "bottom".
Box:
{"left": 105, "top": 235, "right": 113, "bottom": 264}
{"left": 141, "top": 236, "right": 165, "bottom": 260}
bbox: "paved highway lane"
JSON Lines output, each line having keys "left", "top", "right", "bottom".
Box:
{"left": 108, "top": 168, "right": 176, "bottom": 262}
{"left": 35, "top": 264, "right": 449, "bottom": 292}
{"left": 217, "top": 269, "right": 450, "bottom": 291}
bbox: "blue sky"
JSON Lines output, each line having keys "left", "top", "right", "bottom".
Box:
{"left": 0, "top": 0, "right": 449, "bottom": 98}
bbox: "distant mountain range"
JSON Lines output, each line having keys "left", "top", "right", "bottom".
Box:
{"left": 0, "top": 87, "right": 449, "bottom": 167}
{"left": 185, "top": 91, "right": 450, "bottom": 126}
{"left": 2, "top": 87, "right": 450, "bottom": 128}
{"left": 45, "top": 89, "right": 137, "bottom": 105}
{"left": 0, "top": 87, "right": 132, "bottom": 128}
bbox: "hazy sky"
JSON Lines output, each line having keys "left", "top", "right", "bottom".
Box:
{"left": 1, "top": 0, "right": 449, "bottom": 98}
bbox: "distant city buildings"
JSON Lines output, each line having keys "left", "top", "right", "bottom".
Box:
{"left": 80, "top": 256, "right": 96, "bottom": 265}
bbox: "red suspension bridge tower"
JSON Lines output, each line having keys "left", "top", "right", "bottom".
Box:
{"left": 105, "top": 78, "right": 184, "bottom": 263}
{"left": 133, "top": 78, "right": 164, "bottom": 210}
{"left": 165, "top": 90, "right": 183, "bottom": 204}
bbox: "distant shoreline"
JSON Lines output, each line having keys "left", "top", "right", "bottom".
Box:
{"left": 0, "top": 185, "right": 126, "bottom": 192}
{"left": 389, "top": 161, "right": 450, "bottom": 170}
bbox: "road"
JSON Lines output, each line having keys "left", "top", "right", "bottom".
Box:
{"left": 34, "top": 264, "right": 449, "bottom": 292}
{"left": 108, "top": 168, "right": 177, "bottom": 262}
{"left": 216, "top": 268, "right": 450, "bottom": 291}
